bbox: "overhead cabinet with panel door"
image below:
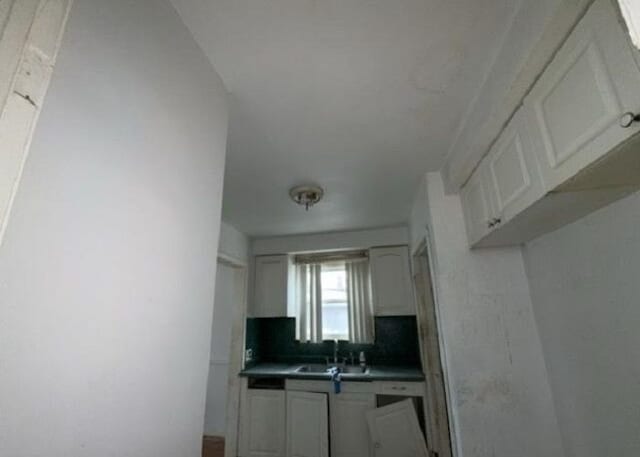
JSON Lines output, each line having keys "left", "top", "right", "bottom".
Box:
{"left": 460, "top": 0, "right": 640, "bottom": 248}
{"left": 369, "top": 246, "right": 415, "bottom": 316}
{"left": 252, "top": 255, "right": 294, "bottom": 317}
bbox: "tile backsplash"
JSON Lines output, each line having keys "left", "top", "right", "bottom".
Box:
{"left": 245, "top": 316, "right": 421, "bottom": 368}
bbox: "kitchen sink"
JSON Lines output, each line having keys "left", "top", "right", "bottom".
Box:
{"left": 295, "top": 364, "right": 331, "bottom": 374}
{"left": 294, "top": 364, "right": 370, "bottom": 376}
{"left": 340, "top": 365, "right": 369, "bottom": 375}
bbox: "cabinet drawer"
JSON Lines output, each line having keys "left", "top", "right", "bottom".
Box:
{"left": 286, "top": 379, "right": 375, "bottom": 394}
{"left": 375, "top": 381, "right": 425, "bottom": 396}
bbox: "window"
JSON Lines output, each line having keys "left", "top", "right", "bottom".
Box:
{"left": 320, "top": 263, "right": 349, "bottom": 340}
{"left": 294, "top": 250, "right": 374, "bottom": 343}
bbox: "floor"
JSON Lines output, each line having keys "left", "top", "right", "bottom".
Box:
{"left": 202, "top": 436, "right": 224, "bottom": 457}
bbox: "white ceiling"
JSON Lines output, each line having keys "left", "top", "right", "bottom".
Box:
{"left": 171, "top": 0, "right": 518, "bottom": 236}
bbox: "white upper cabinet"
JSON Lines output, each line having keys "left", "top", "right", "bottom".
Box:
{"left": 369, "top": 246, "right": 415, "bottom": 316}
{"left": 239, "top": 389, "right": 286, "bottom": 457}
{"left": 330, "top": 393, "right": 376, "bottom": 457}
{"left": 286, "top": 391, "right": 329, "bottom": 457}
{"left": 525, "top": 0, "right": 640, "bottom": 190}
{"left": 460, "top": 159, "right": 495, "bottom": 245}
{"left": 460, "top": 0, "right": 640, "bottom": 248}
{"left": 253, "top": 255, "right": 291, "bottom": 317}
{"left": 485, "top": 107, "right": 545, "bottom": 224}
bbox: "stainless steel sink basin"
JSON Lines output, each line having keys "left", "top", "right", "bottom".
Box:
{"left": 294, "top": 364, "right": 370, "bottom": 376}
{"left": 295, "top": 364, "right": 331, "bottom": 373}
{"left": 340, "top": 365, "right": 369, "bottom": 375}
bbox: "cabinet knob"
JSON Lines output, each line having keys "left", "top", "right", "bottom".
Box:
{"left": 487, "top": 217, "right": 502, "bottom": 229}
{"left": 620, "top": 112, "right": 640, "bottom": 128}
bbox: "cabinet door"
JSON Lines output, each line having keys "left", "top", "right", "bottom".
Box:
{"left": 369, "top": 246, "right": 415, "bottom": 316}
{"left": 286, "top": 391, "right": 329, "bottom": 457}
{"left": 460, "top": 160, "right": 495, "bottom": 245}
{"left": 254, "top": 255, "right": 289, "bottom": 317}
{"left": 525, "top": 0, "right": 640, "bottom": 190}
{"left": 485, "top": 107, "right": 545, "bottom": 224}
{"left": 239, "top": 389, "right": 286, "bottom": 457}
{"left": 330, "top": 393, "right": 376, "bottom": 457}
{"left": 366, "top": 400, "right": 428, "bottom": 457}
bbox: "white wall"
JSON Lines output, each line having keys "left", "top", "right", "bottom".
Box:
{"left": 218, "top": 221, "right": 249, "bottom": 263}
{"left": 522, "top": 191, "right": 640, "bottom": 457}
{"left": 410, "top": 173, "right": 564, "bottom": 457}
{"left": 0, "top": 1, "right": 228, "bottom": 456}
{"left": 251, "top": 226, "right": 409, "bottom": 256}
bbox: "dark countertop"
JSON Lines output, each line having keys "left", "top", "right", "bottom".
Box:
{"left": 239, "top": 363, "right": 425, "bottom": 382}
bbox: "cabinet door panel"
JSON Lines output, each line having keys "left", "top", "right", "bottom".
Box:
{"left": 366, "top": 399, "right": 428, "bottom": 457}
{"left": 330, "top": 393, "right": 375, "bottom": 457}
{"left": 369, "top": 247, "right": 414, "bottom": 316}
{"left": 460, "top": 161, "right": 494, "bottom": 245}
{"left": 286, "top": 391, "right": 329, "bottom": 457}
{"left": 254, "top": 255, "right": 288, "bottom": 317}
{"left": 526, "top": 0, "right": 640, "bottom": 189}
{"left": 487, "top": 108, "right": 544, "bottom": 222}
{"left": 239, "top": 389, "right": 286, "bottom": 457}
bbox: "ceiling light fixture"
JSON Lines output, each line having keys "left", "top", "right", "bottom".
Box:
{"left": 289, "top": 185, "right": 324, "bottom": 211}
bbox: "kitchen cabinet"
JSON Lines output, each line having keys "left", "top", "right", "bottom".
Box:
{"left": 461, "top": 106, "right": 545, "bottom": 244}
{"left": 366, "top": 399, "right": 428, "bottom": 457}
{"left": 460, "top": 159, "right": 495, "bottom": 246}
{"left": 238, "top": 379, "right": 428, "bottom": 457}
{"left": 286, "top": 391, "right": 329, "bottom": 457}
{"left": 525, "top": 0, "right": 640, "bottom": 191}
{"left": 239, "top": 388, "right": 286, "bottom": 457}
{"left": 330, "top": 393, "right": 376, "bottom": 457}
{"left": 460, "top": 0, "right": 640, "bottom": 248}
{"left": 485, "top": 107, "right": 545, "bottom": 226}
{"left": 253, "top": 255, "right": 293, "bottom": 317}
{"left": 369, "top": 246, "right": 415, "bottom": 316}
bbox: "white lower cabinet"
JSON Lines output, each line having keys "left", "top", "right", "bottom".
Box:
{"left": 330, "top": 393, "right": 376, "bottom": 457}
{"left": 239, "top": 381, "right": 426, "bottom": 457}
{"left": 366, "top": 400, "right": 428, "bottom": 457}
{"left": 286, "top": 391, "right": 329, "bottom": 457}
{"left": 239, "top": 389, "right": 286, "bottom": 457}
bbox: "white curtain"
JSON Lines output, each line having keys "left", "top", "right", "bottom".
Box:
{"left": 295, "top": 263, "right": 323, "bottom": 343}
{"left": 346, "top": 259, "right": 374, "bottom": 344}
{"left": 619, "top": 0, "right": 640, "bottom": 50}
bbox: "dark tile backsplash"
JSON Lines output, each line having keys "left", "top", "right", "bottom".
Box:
{"left": 245, "top": 316, "right": 421, "bottom": 368}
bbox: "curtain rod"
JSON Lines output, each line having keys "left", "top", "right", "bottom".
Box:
{"left": 294, "top": 250, "right": 368, "bottom": 265}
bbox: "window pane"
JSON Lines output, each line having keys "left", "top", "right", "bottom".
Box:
{"left": 321, "top": 263, "right": 349, "bottom": 340}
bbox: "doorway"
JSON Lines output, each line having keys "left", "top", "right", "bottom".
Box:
{"left": 203, "top": 255, "right": 247, "bottom": 457}
{"left": 412, "top": 240, "right": 454, "bottom": 457}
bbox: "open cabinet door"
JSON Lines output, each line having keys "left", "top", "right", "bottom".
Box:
{"left": 366, "top": 399, "right": 428, "bottom": 457}
{"left": 0, "top": 0, "right": 73, "bottom": 246}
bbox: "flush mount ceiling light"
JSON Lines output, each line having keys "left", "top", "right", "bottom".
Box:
{"left": 289, "top": 185, "right": 324, "bottom": 211}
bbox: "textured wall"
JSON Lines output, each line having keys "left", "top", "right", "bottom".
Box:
{"left": 413, "top": 172, "right": 564, "bottom": 457}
